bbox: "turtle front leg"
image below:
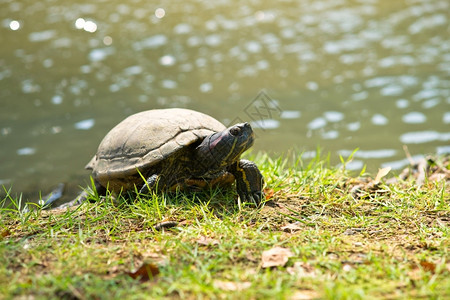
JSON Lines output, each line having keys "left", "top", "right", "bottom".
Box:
{"left": 140, "top": 173, "right": 176, "bottom": 194}
{"left": 56, "top": 180, "right": 106, "bottom": 209}
{"left": 229, "top": 159, "right": 264, "bottom": 205}
{"left": 139, "top": 174, "right": 161, "bottom": 194}
{"left": 140, "top": 172, "right": 182, "bottom": 194}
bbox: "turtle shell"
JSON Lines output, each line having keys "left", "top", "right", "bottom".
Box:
{"left": 87, "top": 108, "right": 226, "bottom": 191}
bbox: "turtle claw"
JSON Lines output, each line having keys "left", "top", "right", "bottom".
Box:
{"left": 254, "top": 191, "right": 265, "bottom": 206}
{"left": 253, "top": 191, "right": 264, "bottom": 206}
{"left": 238, "top": 190, "right": 264, "bottom": 207}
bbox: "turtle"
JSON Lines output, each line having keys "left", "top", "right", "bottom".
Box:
{"left": 74, "top": 108, "right": 264, "bottom": 205}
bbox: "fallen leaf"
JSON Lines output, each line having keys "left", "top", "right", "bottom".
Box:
{"left": 290, "top": 290, "right": 320, "bottom": 300}
{"left": 196, "top": 236, "right": 220, "bottom": 246}
{"left": 343, "top": 227, "right": 365, "bottom": 235}
{"left": 213, "top": 280, "right": 251, "bottom": 291}
{"left": 429, "top": 173, "right": 446, "bottom": 182}
{"left": 287, "top": 262, "right": 317, "bottom": 278}
{"left": 261, "top": 246, "right": 294, "bottom": 268}
{"left": 1, "top": 229, "right": 11, "bottom": 238}
{"left": 264, "top": 188, "right": 274, "bottom": 200}
{"left": 178, "top": 219, "right": 192, "bottom": 226}
{"left": 353, "top": 242, "right": 363, "bottom": 247}
{"left": 343, "top": 229, "right": 355, "bottom": 235}
{"left": 419, "top": 260, "right": 436, "bottom": 273}
{"left": 347, "top": 252, "right": 369, "bottom": 265}
{"left": 127, "top": 262, "right": 160, "bottom": 282}
{"left": 281, "top": 223, "right": 302, "bottom": 233}
{"left": 408, "top": 260, "right": 437, "bottom": 281}
{"left": 374, "top": 167, "right": 391, "bottom": 183}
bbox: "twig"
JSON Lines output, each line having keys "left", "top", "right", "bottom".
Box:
{"left": 415, "top": 159, "right": 427, "bottom": 187}
{"left": 402, "top": 145, "right": 415, "bottom": 165}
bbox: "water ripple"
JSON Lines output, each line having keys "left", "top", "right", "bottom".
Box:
{"left": 133, "top": 34, "right": 167, "bottom": 50}
{"left": 308, "top": 117, "right": 327, "bottom": 130}
{"left": 443, "top": 112, "right": 450, "bottom": 124}
{"left": 74, "top": 119, "right": 95, "bottom": 130}
{"left": 250, "top": 119, "right": 279, "bottom": 130}
{"left": 402, "top": 112, "right": 427, "bottom": 124}
{"left": 29, "top": 30, "right": 56, "bottom": 42}
{"left": 89, "top": 48, "right": 115, "bottom": 62}
{"left": 339, "top": 149, "right": 397, "bottom": 159}
{"left": 371, "top": 114, "right": 388, "bottom": 126}
{"left": 17, "top": 147, "right": 36, "bottom": 156}
{"left": 400, "top": 131, "right": 450, "bottom": 144}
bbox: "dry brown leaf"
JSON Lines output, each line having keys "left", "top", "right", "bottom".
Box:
{"left": 287, "top": 262, "right": 317, "bottom": 278}
{"left": 127, "top": 262, "right": 160, "bottom": 282}
{"left": 261, "top": 246, "right": 294, "bottom": 268}
{"left": 374, "top": 167, "right": 391, "bottom": 183}
{"left": 178, "top": 219, "right": 193, "bottom": 226}
{"left": 281, "top": 223, "right": 302, "bottom": 233}
{"left": 408, "top": 260, "right": 437, "bottom": 281}
{"left": 245, "top": 251, "right": 258, "bottom": 262}
{"left": 419, "top": 260, "right": 436, "bottom": 273}
{"left": 1, "top": 229, "right": 11, "bottom": 238}
{"left": 213, "top": 280, "right": 251, "bottom": 291}
{"left": 196, "top": 236, "right": 220, "bottom": 246}
{"left": 290, "top": 290, "right": 320, "bottom": 300}
{"left": 264, "top": 188, "right": 275, "bottom": 200}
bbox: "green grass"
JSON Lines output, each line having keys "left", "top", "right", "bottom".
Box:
{"left": 1, "top": 153, "right": 449, "bottom": 299}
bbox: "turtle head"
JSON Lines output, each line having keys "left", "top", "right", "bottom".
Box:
{"left": 195, "top": 122, "right": 255, "bottom": 172}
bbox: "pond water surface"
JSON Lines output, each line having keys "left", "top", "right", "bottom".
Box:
{"left": 1, "top": 0, "right": 449, "bottom": 201}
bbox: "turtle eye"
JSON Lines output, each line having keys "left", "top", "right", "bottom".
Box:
{"left": 230, "top": 127, "right": 241, "bottom": 136}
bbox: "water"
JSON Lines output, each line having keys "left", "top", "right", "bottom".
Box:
{"left": 1, "top": 0, "right": 449, "bottom": 200}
